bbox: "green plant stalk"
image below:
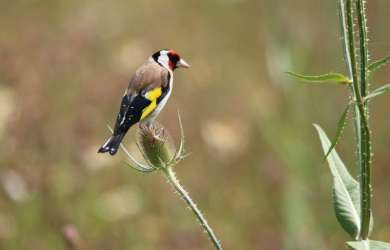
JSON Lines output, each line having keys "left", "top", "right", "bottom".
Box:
{"left": 355, "top": 0, "right": 372, "bottom": 240}
{"left": 345, "top": 0, "right": 365, "bottom": 181}
{"left": 162, "top": 166, "right": 222, "bottom": 250}
{"left": 345, "top": 0, "right": 372, "bottom": 240}
{"left": 356, "top": 0, "right": 369, "bottom": 97}
{"left": 338, "top": 0, "right": 363, "bottom": 180}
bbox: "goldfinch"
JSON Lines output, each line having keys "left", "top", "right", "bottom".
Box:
{"left": 98, "top": 49, "right": 190, "bottom": 155}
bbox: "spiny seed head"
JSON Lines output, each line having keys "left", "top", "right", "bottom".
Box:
{"left": 138, "top": 124, "right": 172, "bottom": 169}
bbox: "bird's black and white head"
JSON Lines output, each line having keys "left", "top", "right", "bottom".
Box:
{"left": 152, "top": 49, "right": 190, "bottom": 71}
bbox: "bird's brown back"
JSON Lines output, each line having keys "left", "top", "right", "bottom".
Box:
{"left": 127, "top": 59, "right": 170, "bottom": 95}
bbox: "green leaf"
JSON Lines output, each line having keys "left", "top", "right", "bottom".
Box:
{"left": 286, "top": 71, "right": 352, "bottom": 84}
{"left": 368, "top": 55, "right": 390, "bottom": 72}
{"left": 347, "top": 240, "right": 390, "bottom": 250}
{"left": 369, "top": 212, "right": 374, "bottom": 238}
{"left": 314, "top": 124, "right": 361, "bottom": 238}
{"left": 364, "top": 84, "right": 390, "bottom": 101}
{"left": 174, "top": 111, "right": 186, "bottom": 161}
{"left": 323, "top": 104, "right": 350, "bottom": 161}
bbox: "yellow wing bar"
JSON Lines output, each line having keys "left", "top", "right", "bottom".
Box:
{"left": 141, "top": 87, "right": 162, "bottom": 120}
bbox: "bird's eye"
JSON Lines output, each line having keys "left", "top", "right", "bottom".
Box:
{"left": 169, "top": 54, "right": 180, "bottom": 64}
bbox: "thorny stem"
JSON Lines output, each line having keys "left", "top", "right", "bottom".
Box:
{"left": 162, "top": 166, "right": 222, "bottom": 250}
{"left": 344, "top": 0, "right": 372, "bottom": 240}
{"left": 356, "top": 0, "right": 369, "bottom": 98}
{"left": 345, "top": 0, "right": 359, "bottom": 96}
{"left": 338, "top": 0, "right": 362, "bottom": 174}
{"left": 115, "top": 116, "right": 222, "bottom": 248}
{"left": 355, "top": 0, "right": 372, "bottom": 240}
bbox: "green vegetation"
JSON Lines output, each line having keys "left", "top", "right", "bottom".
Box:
{"left": 0, "top": 1, "right": 388, "bottom": 249}
{"left": 117, "top": 119, "right": 222, "bottom": 250}
{"left": 288, "top": 0, "right": 390, "bottom": 248}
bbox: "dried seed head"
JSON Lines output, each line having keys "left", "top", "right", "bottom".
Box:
{"left": 138, "top": 124, "right": 172, "bottom": 168}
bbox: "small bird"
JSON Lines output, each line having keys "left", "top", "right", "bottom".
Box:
{"left": 98, "top": 49, "right": 190, "bottom": 155}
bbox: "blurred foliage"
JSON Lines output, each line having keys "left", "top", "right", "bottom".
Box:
{"left": 0, "top": 0, "right": 389, "bottom": 249}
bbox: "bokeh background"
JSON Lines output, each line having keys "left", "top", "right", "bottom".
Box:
{"left": 0, "top": 0, "right": 389, "bottom": 249}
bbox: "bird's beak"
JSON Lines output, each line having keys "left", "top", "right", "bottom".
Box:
{"left": 177, "top": 59, "right": 190, "bottom": 68}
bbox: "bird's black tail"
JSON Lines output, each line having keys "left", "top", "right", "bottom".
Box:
{"left": 98, "top": 134, "right": 125, "bottom": 155}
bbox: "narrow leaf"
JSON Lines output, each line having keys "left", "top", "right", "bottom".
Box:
{"left": 369, "top": 212, "right": 374, "bottom": 237}
{"left": 368, "top": 55, "right": 390, "bottom": 72}
{"left": 286, "top": 71, "right": 351, "bottom": 84}
{"left": 323, "top": 104, "right": 350, "bottom": 161}
{"left": 347, "top": 240, "right": 390, "bottom": 250}
{"left": 314, "top": 124, "right": 361, "bottom": 238}
{"left": 174, "top": 111, "right": 186, "bottom": 161}
{"left": 364, "top": 84, "right": 390, "bottom": 101}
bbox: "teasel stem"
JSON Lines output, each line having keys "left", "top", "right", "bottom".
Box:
{"left": 355, "top": 0, "right": 372, "bottom": 240}
{"left": 343, "top": 0, "right": 372, "bottom": 239}
{"left": 162, "top": 166, "right": 222, "bottom": 250}
{"left": 116, "top": 115, "right": 223, "bottom": 250}
{"left": 338, "top": 0, "right": 363, "bottom": 188}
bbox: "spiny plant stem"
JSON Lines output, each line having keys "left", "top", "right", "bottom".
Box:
{"left": 345, "top": 0, "right": 359, "bottom": 91}
{"left": 345, "top": 0, "right": 372, "bottom": 240}
{"left": 338, "top": 0, "right": 362, "bottom": 173}
{"left": 355, "top": 0, "right": 372, "bottom": 240}
{"left": 162, "top": 167, "right": 222, "bottom": 250}
{"left": 356, "top": 0, "right": 369, "bottom": 97}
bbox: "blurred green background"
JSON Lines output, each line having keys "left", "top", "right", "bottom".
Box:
{"left": 0, "top": 0, "right": 389, "bottom": 249}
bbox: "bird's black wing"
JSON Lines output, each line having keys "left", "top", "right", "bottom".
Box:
{"left": 113, "top": 94, "right": 151, "bottom": 135}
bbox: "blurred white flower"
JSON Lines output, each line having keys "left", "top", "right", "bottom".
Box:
{"left": 1, "top": 170, "right": 30, "bottom": 202}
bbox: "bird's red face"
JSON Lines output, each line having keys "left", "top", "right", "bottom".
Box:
{"left": 152, "top": 49, "right": 190, "bottom": 71}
